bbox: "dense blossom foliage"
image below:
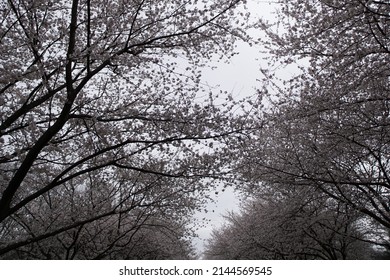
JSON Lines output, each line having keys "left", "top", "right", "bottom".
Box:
{"left": 0, "top": 0, "right": 253, "bottom": 259}
{"left": 205, "top": 188, "right": 373, "bottom": 260}
{"left": 207, "top": 0, "right": 390, "bottom": 259}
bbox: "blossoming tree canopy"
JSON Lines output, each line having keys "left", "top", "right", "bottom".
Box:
{"left": 0, "top": 0, "right": 253, "bottom": 259}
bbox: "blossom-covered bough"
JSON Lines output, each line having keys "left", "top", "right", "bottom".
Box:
{"left": 0, "top": 0, "right": 254, "bottom": 259}
{"left": 234, "top": 0, "right": 390, "bottom": 257}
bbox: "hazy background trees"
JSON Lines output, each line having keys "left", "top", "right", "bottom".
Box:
{"left": 0, "top": 170, "right": 199, "bottom": 259}
{"left": 0, "top": 0, "right": 253, "bottom": 259}
{"left": 205, "top": 185, "right": 375, "bottom": 259}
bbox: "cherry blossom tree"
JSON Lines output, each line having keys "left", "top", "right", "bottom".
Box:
{"left": 234, "top": 0, "right": 390, "bottom": 255}
{"left": 0, "top": 169, "right": 199, "bottom": 259}
{"left": 0, "top": 0, "right": 253, "bottom": 258}
{"left": 204, "top": 185, "right": 373, "bottom": 260}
